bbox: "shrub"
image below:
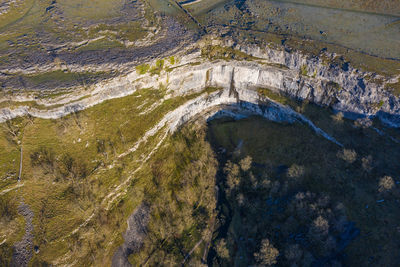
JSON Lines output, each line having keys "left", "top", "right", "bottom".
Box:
{"left": 287, "top": 164, "right": 305, "bottom": 179}
{"left": 169, "top": 56, "right": 175, "bottom": 65}
{"left": 224, "top": 161, "right": 241, "bottom": 191}
{"left": 337, "top": 148, "right": 357, "bottom": 163}
{"left": 300, "top": 65, "right": 308, "bottom": 76}
{"left": 215, "top": 239, "right": 230, "bottom": 259}
{"left": 362, "top": 156, "right": 374, "bottom": 172}
{"left": 378, "top": 176, "right": 395, "bottom": 193}
{"left": 0, "top": 195, "right": 17, "bottom": 223}
{"left": 309, "top": 215, "right": 329, "bottom": 240}
{"left": 354, "top": 117, "right": 372, "bottom": 128}
{"left": 58, "top": 153, "right": 88, "bottom": 181}
{"left": 135, "top": 64, "right": 150, "bottom": 75}
{"left": 331, "top": 112, "right": 344, "bottom": 123}
{"left": 30, "top": 147, "right": 56, "bottom": 174}
{"left": 254, "top": 239, "right": 279, "bottom": 266}
{"left": 239, "top": 156, "right": 252, "bottom": 172}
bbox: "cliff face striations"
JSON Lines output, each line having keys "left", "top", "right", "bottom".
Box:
{"left": 1, "top": 41, "right": 399, "bottom": 127}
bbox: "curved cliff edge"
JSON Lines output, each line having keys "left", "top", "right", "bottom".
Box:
{"left": 1, "top": 39, "right": 399, "bottom": 128}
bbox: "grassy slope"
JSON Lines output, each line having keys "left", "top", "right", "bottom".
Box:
{"left": 0, "top": 84, "right": 220, "bottom": 266}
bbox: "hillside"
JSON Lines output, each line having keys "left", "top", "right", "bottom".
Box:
{"left": 0, "top": 0, "right": 399, "bottom": 266}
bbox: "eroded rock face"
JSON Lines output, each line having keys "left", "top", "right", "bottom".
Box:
{"left": 0, "top": 42, "right": 399, "bottom": 127}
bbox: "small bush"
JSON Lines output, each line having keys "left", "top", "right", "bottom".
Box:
{"left": 30, "top": 147, "right": 56, "bottom": 174}
{"left": 337, "top": 148, "right": 357, "bottom": 163}
{"left": 149, "top": 59, "right": 164, "bottom": 75}
{"left": 378, "top": 176, "right": 395, "bottom": 193}
{"left": 135, "top": 64, "right": 150, "bottom": 75}
{"left": 239, "top": 156, "right": 252, "bottom": 172}
{"left": 331, "top": 112, "right": 344, "bottom": 123}
{"left": 309, "top": 215, "right": 330, "bottom": 240}
{"left": 254, "top": 239, "right": 279, "bottom": 266}
{"left": 169, "top": 56, "right": 175, "bottom": 65}
{"left": 287, "top": 164, "right": 305, "bottom": 179}
{"left": 215, "top": 239, "right": 230, "bottom": 259}
{"left": 300, "top": 65, "right": 309, "bottom": 76}
{"left": 354, "top": 117, "right": 373, "bottom": 128}
{"left": 224, "top": 161, "right": 240, "bottom": 192}
{"left": 362, "top": 156, "right": 374, "bottom": 172}
{"left": 0, "top": 195, "right": 17, "bottom": 223}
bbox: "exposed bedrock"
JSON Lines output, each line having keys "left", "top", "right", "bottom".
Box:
{"left": 111, "top": 203, "right": 150, "bottom": 267}
{"left": 1, "top": 43, "right": 399, "bottom": 127}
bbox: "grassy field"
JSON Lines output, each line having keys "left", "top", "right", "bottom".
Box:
{"left": 0, "top": 0, "right": 152, "bottom": 72}
{"left": 187, "top": 0, "right": 400, "bottom": 76}
{"left": 274, "top": 0, "right": 400, "bottom": 16}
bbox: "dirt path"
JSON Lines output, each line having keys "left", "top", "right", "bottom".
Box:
{"left": 182, "top": 239, "right": 203, "bottom": 265}
{"left": 17, "top": 146, "right": 22, "bottom": 181}
{"left": 0, "top": 183, "right": 24, "bottom": 196}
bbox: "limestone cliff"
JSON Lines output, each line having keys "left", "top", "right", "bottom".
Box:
{"left": 0, "top": 40, "right": 399, "bottom": 127}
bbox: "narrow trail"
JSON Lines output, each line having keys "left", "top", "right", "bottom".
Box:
{"left": 182, "top": 239, "right": 203, "bottom": 265}
{"left": 0, "top": 183, "right": 24, "bottom": 196}
{"left": 17, "top": 146, "right": 22, "bottom": 181}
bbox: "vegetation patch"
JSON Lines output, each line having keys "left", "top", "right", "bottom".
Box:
{"left": 149, "top": 59, "right": 165, "bottom": 75}
{"left": 0, "top": 85, "right": 221, "bottom": 265}
{"left": 300, "top": 64, "right": 309, "bottom": 76}
{"left": 385, "top": 80, "right": 400, "bottom": 97}
{"left": 206, "top": 113, "right": 400, "bottom": 266}
{"left": 201, "top": 45, "right": 259, "bottom": 61}
{"left": 136, "top": 64, "right": 150, "bottom": 75}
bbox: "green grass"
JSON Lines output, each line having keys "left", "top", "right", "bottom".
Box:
{"left": 74, "top": 38, "right": 124, "bottom": 52}
{"left": 385, "top": 80, "right": 400, "bottom": 97}
{"left": 56, "top": 0, "right": 126, "bottom": 21}
{"left": 0, "top": 0, "right": 35, "bottom": 30}
{"left": 300, "top": 64, "right": 309, "bottom": 76}
{"left": 168, "top": 56, "right": 175, "bottom": 65}
{"left": 26, "top": 70, "right": 95, "bottom": 85}
{"left": 0, "top": 0, "right": 154, "bottom": 73}
{"left": 87, "top": 22, "right": 147, "bottom": 43}
{"left": 258, "top": 87, "right": 300, "bottom": 107}
{"left": 0, "top": 85, "right": 221, "bottom": 266}
{"left": 201, "top": 45, "right": 260, "bottom": 61}
{"left": 149, "top": 59, "right": 164, "bottom": 75}
{"left": 136, "top": 64, "right": 150, "bottom": 75}
{"left": 275, "top": 0, "right": 400, "bottom": 16}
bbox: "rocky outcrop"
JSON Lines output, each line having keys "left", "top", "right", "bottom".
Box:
{"left": 111, "top": 203, "right": 150, "bottom": 267}
{"left": 0, "top": 41, "right": 399, "bottom": 127}
{"left": 11, "top": 203, "right": 34, "bottom": 267}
